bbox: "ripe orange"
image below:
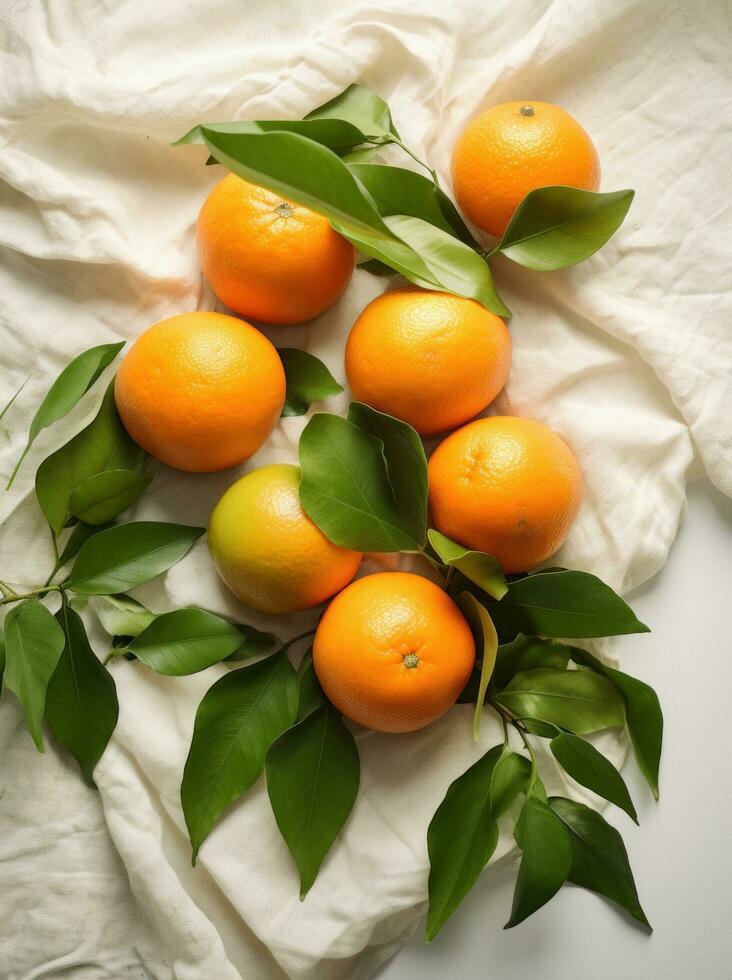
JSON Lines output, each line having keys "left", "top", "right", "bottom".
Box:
{"left": 208, "top": 463, "right": 361, "bottom": 614}
{"left": 452, "top": 101, "right": 600, "bottom": 237}
{"left": 428, "top": 416, "right": 583, "bottom": 573}
{"left": 345, "top": 288, "right": 511, "bottom": 435}
{"left": 115, "top": 311, "right": 285, "bottom": 473}
{"left": 197, "top": 174, "right": 355, "bottom": 325}
{"left": 313, "top": 572, "right": 475, "bottom": 733}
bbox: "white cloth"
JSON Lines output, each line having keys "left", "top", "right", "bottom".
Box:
{"left": 1, "top": 1, "right": 730, "bottom": 977}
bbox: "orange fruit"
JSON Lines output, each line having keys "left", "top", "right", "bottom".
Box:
{"left": 208, "top": 463, "right": 361, "bottom": 614}
{"left": 197, "top": 174, "right": 355, "bottom": 325}
{"left": 313, "top": 572, "right": 475, "bottom": 733}
{"left": 428, "top": 416, "right": 583, "bottom": 573}
{"left": 345, "top": 288, "right": 511, "bottom": 435}
{"left": 452, "top": 101, "right": 600, "bottom": 237}
{"left": 115, "top": 311, "right": 285, "bottom": 473}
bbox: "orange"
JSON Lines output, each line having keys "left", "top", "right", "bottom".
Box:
{"left": 115, "top": 311, "right": 285, "bottom": 473}
{"left": 313, "top": 572, "right": 475, "bottom": 733}
{"left": 428, "top": 416, "right": 583, "bottom": 573}
{"left": 197, "top": 174, "right": 355, "bottom": 325}
{"left": 345, "top": 288, "right": 512, "bottom": 435}
{"left": 452, "top": 101, "right": 600, "bottom": 237}
{"left": 208, "top": 463, "right": 361, "bottom": 614}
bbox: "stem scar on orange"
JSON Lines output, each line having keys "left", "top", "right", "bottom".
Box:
{"left": 313, "top": 572, "right": 476, "bottom": 733}
{"left": 428, "top": 416, "right": 583, "bottom": 574}
{"left": 452, "top": 101, "right": 601, "bottom": 238}
{"left": 115, "top": 311, "right": 285, "bottom": 473}
{"left": 197, "top": 174, "right": 355, "bottom": 325}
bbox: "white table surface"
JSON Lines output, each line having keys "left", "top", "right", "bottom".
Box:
{"left": 376, "top": 477, "right": 732, "bottom": 980}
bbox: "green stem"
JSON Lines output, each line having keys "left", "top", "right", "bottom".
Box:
{"left": 104, "top": 648, "right": 129, "bottom": 666}
{"left": 42, "top": 530, "right": 62, "bottom": 588}
{"left": 4, "top": 446, "right": 29, "bottom": 492}
{"left": 516, "top": 723, "right": 538, "bottom": 794}
{"left": 391, "top": 138, "right": 441, "bottom": 186}
{"left": 0, "top": 584, "right": 61, "bottom": 607}
{"left": 43, "top": 564, "right": 61, "bottom": 589}
{"left": 491, "top": 698, "right": 537, "bottom": 791}
{"left": 281, "top": 628, "right": 317, "bottom": 655}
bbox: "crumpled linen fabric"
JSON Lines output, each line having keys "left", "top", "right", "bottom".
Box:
{"left": 1, "top": 0, "right": 730, "bottom": 977}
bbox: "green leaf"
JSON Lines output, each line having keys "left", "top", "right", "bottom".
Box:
{"left": 198, "top": 128, "right": 456, "bottom": 296}
{"left": 490, "top": 749, "right": 532, "bottom": 816}
{"left": 351, "top": 229, "right": 443, "bottom": 285}
{"left": 6, "top": 342, "right": 124, "bottom": 490}
{"left": 181, "top": 651, "right": 298, "bottom": 863}
{"left": 569, "top": 648, "right": 663, "bottom": 799}
{"left": 457, "top": 593, "right": 498, "bottom": 740}
{"left": 196, "top": 118, "right": 502, "bottom": 309}
{"left": 266, "top": 703, "right": 360, "bottom": 897}
{"left": 357, "top": 258, "right": 396, "bottom": 276}
{"left": 550, "top": 730, "right": 637, "bottom": 823}
{"left": 456, "top": 666, "right": 482, "bottom": 704}
{"left": 2, "top": 599, "right": 65, "bottom": 750}
{"left": 522, "top": 718, "right": 566, "bottom": 738}
{"left": 57, "top": 522, "right": 110, "bottom": 569}
{"left": 499, "top": 187, "right": 634, "bottom": 271}
{"left": 506, "top": 793, "right": 572, "bottom": 927}
{"left": 69, "top": 468, "right": 151, "bottom": 525}
{"left": 201, "top": 128, "right": 390, "bottom": 238}
{"left": 225, "top": 625, "right": 277, "bottom": 662}
{"left": 341, "top": 144, "right": 383, "bottom": 164}
{"left": 513, "top": 773, "right": 549, "bottom": 846}
{"left": 35, "top": 381, "right": 145, "bottom": 535}
{"left": 549, "top": 796, "right": 651, "bottom": 928}
{"left": 0, "top": 632, "right": 5, "bottom": 694}
{"left": 298, "top": 412, "right": 416, "bottom": 552}
{"left": 349, "top": 163, "right": 474, "bottom": 244}
{"left": 177, "top": 118, "right": 367, "bottom": 154}
{"left": 92, "top": 593, "right": 155, "bottom": 638}
{"left": 130, "top": 608, "right": 246, "bottom": 675}
{"left": 332, "top": 218, "right": 437, "bottom": 289}
{"left": 0, "top": 377, "right": 28, "bottom": 424}
{"left": 496, "top": 667, "right": 625, "bottom": 734}
{"left": 426, "top": 745, "right": 503, "bottom": 941}
{"left": 384, "top": 214, "right": 510, "bottom": 316}
{"left": 305, "top": 83, "right": 398, "bottom": 139}
{"left": 428, "top": 530, "right": 507, "bottom": 600}
{"left": 493, "top": 635, "right": 570, "bottom": 689}
{"left": 484, "top": 569, "right": 649, "bottom": 640}
{"left": 67, "top": 521, "right": 204, "bottom": 595}
{"left": 279, "top": 349, "right": 343, "bottom": 417}
{"left": 46, "top": 601, "right": 118, "bottom": 785}
{"left": 296, "top": 650, "right": 326, "bottom": 721}
{"left": 347, "top": 402, "right": 428, "bottom": 549}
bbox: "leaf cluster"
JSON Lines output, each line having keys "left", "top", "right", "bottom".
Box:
{"left": 0, "top": 345, "right": 274, "bottom": 786}
{"left": 291, "top": 393, "right": 659, "bottom": 927}
{"left": 178, "top": 84, "right": 634, "bottom": 317}
{"left": 0, "top": 84, "right": 654, "bottom": 941}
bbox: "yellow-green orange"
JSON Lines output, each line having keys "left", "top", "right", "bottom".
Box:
{"left": 208, "top": 463, "right": 361, "bottom": 614}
